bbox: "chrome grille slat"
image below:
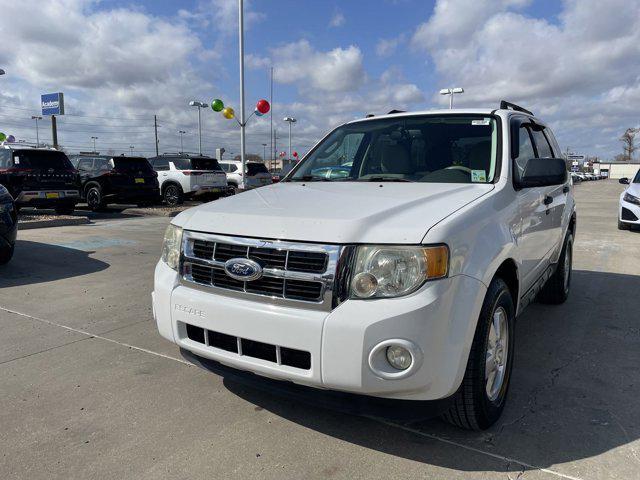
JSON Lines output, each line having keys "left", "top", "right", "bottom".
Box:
{"left": 182, "top": 231, "right": 341, "bottom": 310}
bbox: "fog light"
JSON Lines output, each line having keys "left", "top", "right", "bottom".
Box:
{"left": 386, "top": 345, "right": 412, "bottom": 370}
{"left": 352, "top": 272, "right": 378, "bottom": 298}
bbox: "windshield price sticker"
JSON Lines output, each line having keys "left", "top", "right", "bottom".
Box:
{"left": 471, "top": 170, "right": 487, "bottom": 182}
{"left": 472, "top": 118, "right": 491, "bottom": 126}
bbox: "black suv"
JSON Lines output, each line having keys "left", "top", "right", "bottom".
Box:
{"left": 69, "top": 154, "right": 159, "bottom": 211}
{"left": 0, "top": 184, "right": 17, "bottom": 264}
{"left": 0, "top": 145, "right": 80, "bottom": 214}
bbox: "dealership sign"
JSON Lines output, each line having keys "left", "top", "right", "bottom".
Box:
{"left": 41, "top": 92, "right": 65, "bottom": 116}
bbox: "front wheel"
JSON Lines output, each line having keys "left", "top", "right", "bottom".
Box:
{"left": 442, "top": 278, "right": 515, "bottom": 430}
{"left": 538, "top": 232, "right": 573, "bottom": 304}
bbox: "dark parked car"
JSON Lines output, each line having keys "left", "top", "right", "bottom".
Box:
{"left": 0, "top": 145, "right": 80, "bottom": 214}
{"left": 69, "top": 154, "right": 159, "bottom": 211}
{"left": 0, "top": 184, "right": 17, "bottom": 264}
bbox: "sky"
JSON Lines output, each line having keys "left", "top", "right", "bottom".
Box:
{"left": 0, "top": 0, "right": 639, "bottom": 160}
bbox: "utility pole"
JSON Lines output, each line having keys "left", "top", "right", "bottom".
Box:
{"left": 51, "top": 115, "right": 58, "bottom": 149}
{"left": 238, "top": 0, "right": 247, "bottom": 188}
{"left": 31, "top": 116, "right": 42, "bottom": 147}
{"left": 154, "top": 115, "right": 159, "bottom": 156}
{"left": 178, "top": 130, "right": 186, "bottom": 153}
{"left": 262, "top": 143, "right": 267, "bottom": 163}
{"left": 270, "top": 66, "right": 274, "bottom": 169}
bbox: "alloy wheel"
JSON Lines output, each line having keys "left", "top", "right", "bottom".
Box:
{"left": 485, "top": 306, "right": 509, "bottom": 402}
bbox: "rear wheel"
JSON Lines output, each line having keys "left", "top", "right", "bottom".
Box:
{"left": 442, "top": 278, "right": 515, "bottom": 430}
{"left": 86, "top": 185, "right": 106, "bottom": 212}
{"left": 0, "top": 244, "right": 14, "bottom": 265}
{"left": 538, "top": 232, "right": 573, "bottom": 304}
{"left": 163, "top": 184, "right": 183, "bottom": 206}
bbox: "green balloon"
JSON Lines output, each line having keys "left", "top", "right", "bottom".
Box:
{"left": 211, "top": 99, "right": 224, "bottom": 112}
{"left": 0, "top": 132, "right": 6, "bottom": 142}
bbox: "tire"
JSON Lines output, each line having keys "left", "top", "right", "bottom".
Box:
{"left": 54, "top": 204, "right": 75, "bottom": 215}
{"left": 227, "top": 183, "right": 238, "bottom": 195}
{"left": 442, "top": 278, "right": 515, "bottom": 430}
{"left": 86, "top": 185, "right": 106, "bottom": 212}
{"left": 0, "top": 244, "right": 14, "bottom": 265}
{"left": 618, "top": 219, "right": 630, "bottom": 231}
{"left": 163, "top": 184, "right": 183, "bottom": 206}
{"left": 538, "top": 232, "right": 573, "bottom": 304}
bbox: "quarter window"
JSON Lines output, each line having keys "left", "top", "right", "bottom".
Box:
{"left": 78, "top": 158, "right": 94, "bottom": 171}
{"left": 515, "top": 126, "right": 536, "bottom": 177}
{"left": 531, "top": 129, "right": 554, "bottom": 158}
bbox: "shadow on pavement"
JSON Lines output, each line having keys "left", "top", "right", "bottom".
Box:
{"left": 211, "top": 269, "right": 640, "bottom": 474}
{"left": 0, "top": 240, "right": 109, "bottom": 288}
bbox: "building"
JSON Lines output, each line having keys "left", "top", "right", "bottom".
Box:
{"left": 593, "top": 162, "right": 640, "bottom": 179}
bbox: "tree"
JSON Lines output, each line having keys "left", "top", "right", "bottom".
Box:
{"left": 619, "top": 128, "right": 638, "bottom": 161}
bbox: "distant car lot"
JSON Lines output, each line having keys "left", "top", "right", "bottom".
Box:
{"left": 0, "top": 180, "right": 638, "bottom": 480}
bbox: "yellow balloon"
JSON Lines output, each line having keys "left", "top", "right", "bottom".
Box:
{"left": 222, "top": 107, "right": 235, "bottom": 119}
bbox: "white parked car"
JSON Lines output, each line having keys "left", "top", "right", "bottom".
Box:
{"left": 618, "top": 171, "right": 640, "bottom": 230}
{"left": 148, "top": 154, "right": 228, "bottom": 206}
{"left": 153, "top": 101, "right": 576, "bottom": 430}
{"left": 219, "top": 160, "right": 273, "bottom": 190}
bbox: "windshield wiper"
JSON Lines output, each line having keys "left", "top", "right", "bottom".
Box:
{"left": 360, "top": 176, "right": 414, "bottom": 182}
{"left": 287, "top": 175, "right": 332, "bottom": 182}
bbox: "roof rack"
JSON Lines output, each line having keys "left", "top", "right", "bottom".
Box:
{"left": 499, "top": 100, "right": 533, "bottom": 116}
{"left": 387, "top": 109, "right": 406, "bottom": 114}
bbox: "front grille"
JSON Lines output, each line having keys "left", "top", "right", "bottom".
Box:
{"left": 622, "top": 207, "right": 638, "bottom": 221}
{"left": 183, "top": 322, "right": 311, "bottom": 370}
{"left": 182, "top": 232, "right": 340, "bottom": 308}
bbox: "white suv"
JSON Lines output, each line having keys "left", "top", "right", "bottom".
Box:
{"left": 618, "top": 170, "right": 640, "bottom": 230}
{"left": 219, "top": 160, "right": 273, "bottom": 190}
{"left": 149, "top": 154, "right": 228, "bottom": 206}
{"left": 153, "top": 102, "right": 576, "bottom": 430}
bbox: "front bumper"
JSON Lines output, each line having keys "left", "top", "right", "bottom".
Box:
{"left": 16, "top": 190, "right": 79, "bottom": 207}
{"left": 153, "top": 260, "right": 487, "bottom": 401}
{"left": 619, "top": 196, "right": 640, "bottom": 225}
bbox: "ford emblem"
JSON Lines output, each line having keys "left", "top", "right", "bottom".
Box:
{"left": 224, "top": 258, "right": 263, "bottom": 281}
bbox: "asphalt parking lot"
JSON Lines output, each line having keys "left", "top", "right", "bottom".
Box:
{"left": 1, "top": 180, "right": 638, "bottom": 480}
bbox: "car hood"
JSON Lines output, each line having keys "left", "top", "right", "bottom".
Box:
{"left": 175, "top": 182, "right": 494, "bottom": 244}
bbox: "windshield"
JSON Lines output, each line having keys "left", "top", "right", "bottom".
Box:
{"left": 247, "top": 163, "right": 269, "bottom": 175}
{"left": 288, "top": 115, "right": 499, "bottom": 183}
{"left": 11, "top": 150, "right": 74, "bottom": 170}
{"left": 172, "top": 157, "right": 222, "bottom": 171}
{"left": 112, "top": 157, "right": 153, "bottom": 173}
{"left": 633, "top": 169, "right": 640, "bottom": 183}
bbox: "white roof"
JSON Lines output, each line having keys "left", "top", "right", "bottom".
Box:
{"left": 346, "top": 107, "right": 533, "bottom": 124}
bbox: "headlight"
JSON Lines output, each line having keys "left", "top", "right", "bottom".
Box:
{"left": 350, "top": 245, "right": 448, "bottom": 299}
{"left": 161, "top": 224, "right": 183, "bottom": 270}
{"left": 623, "top": 192, "right": 640, "bottom": 205}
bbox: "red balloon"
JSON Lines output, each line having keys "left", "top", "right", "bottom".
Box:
{"left": 256, "top": 99, "right": 270, "bottom": 114}
{"left": 292, "top": 151, "right": 298, "bottom": 157}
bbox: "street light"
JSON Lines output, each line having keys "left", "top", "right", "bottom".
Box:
{"left": 31, "top": 116, "right": 42, "bottom": 147}
{"left": 262, "top": 143, "right": 267, "bottom": 162}
{"left": 189, "top": 100, "right": 207, "bottom": 155}
{"left": 283, "top": 117, "right": 296, "bottom": 164}
{"left": 91, "top": 136, "right": 98, "bottom": 152}
{"left": 439, "top": 87, "right": 464, "bottom": 109}
{"left": 129, "top": 145, "right": 134, "bottom": 155}
{"left": 178, "top": 130, "right": 186, "bottom": 153}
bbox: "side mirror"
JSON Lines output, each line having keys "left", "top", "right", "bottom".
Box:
{"left": 515, "top": 158, "right": 567, "bottom": 188}
{"left": 619, "top": 177, "right": 630, "bottom": 185}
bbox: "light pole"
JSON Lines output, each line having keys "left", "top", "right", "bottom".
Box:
{"left": 31, "top": 116, "right": 42, "bottom": 147}
{"left": 283, "top": 117, "right": 296, "bottom": 164}
{"left": 91, "top": 136, "right": 98, "bottom": 152}
{"left": 262, "top": 143, "right": 267, "bottom": 162}
{"left": 189, "top": 100, "right": 207, "bottom": 155}
{"left": 439, "top": 87, "right": 464, "bottom": 109}
{"left": 129, "top": 145, "right": 135, "bottom": 155}
{"left": 178, "top": 130, "right": 186, "bottom": 153}
{"left": 238, "top": 0, "right": 247, "bottom": 188}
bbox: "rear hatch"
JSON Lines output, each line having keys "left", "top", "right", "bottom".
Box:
{"left": 246, "top": 162, "right": 272, "bottom": 186}
{"left": 173, "top": 157, "right": 227, "bottom": 189}
{"left": 110, "top": 157, "right": 158, "bottom": 190}
{"left": 8, "top": 150, "right": 78, "bottom": 193}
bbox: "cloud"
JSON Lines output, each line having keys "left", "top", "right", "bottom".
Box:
{"left": 269, "top": 40, "right": 365, "bottom": 93}
{"left": 329, "top": 11, "right": 345, "bottom": 28}
{"left": 376, "top": 34, "right": 406, "bottom": 57}
{"left": 411, "top": 0, "right": 640, "bottom": 158}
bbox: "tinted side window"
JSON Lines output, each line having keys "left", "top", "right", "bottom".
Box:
{"left": 78, "top": 158, "right": 94, "bottom": 171}
{"left": 531, "top": 129, "right": 553, "bottom": 158}
{"left": 544, "top": 128, "right": 561, "bottom": 157}
{"left": 515, "top": 126, "right": 536, "bottom": 177}
{"left": 228, "top": 164, "right": 238, "bottom": 172}
{"left": 0, "top": 150, "right": 11, "bottom": 168}
{"left": 153, "top": 158, "right": 170, "bottom": 171}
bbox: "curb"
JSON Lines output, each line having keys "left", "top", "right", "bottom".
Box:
{"left": 18, "top": 217, "right": 91, "bottom": 230}
{"left": 123, "top": 208, "right": 186, "bottom": 218}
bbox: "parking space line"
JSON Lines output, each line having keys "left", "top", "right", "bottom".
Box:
{"left": 0, "top": 305, "right": 584, "bottom": 480}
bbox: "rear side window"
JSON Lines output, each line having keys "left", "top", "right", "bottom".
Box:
{"left": 227, "top": 164, "right": 238, "bottom": 173}
{"left": 247, "top": 163, "right": 268, "bottom": 175}
{"left": 112, "top": 157, "right": 153, "bottom": 173}
{"left": 11, "top": 150, "right": 73, "bottom": 170}
{"left": 152, "top": 158, "right": 170, "bottom": 171}
{"left": 530, "top": 129, "right": 554, "bottom": 158}
{"left": 78, "top": 158, "right": 94, "bottom": 171}
{"left": 0, "top": 150, "right": 11, "bottom": 168}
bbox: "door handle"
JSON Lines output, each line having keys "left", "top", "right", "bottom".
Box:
{"left": 544, "top": 195, "right": 554, "bottom": 206}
